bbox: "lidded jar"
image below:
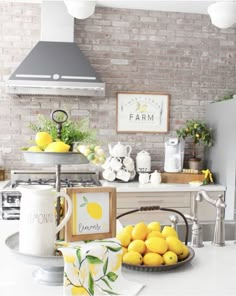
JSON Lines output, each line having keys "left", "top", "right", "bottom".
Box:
{"left": 136, "top": 150, "right": 151, "bottom": 172}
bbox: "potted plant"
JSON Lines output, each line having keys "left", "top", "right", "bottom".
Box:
{"left": 176, "top": 119, "right": 214, "bottom": 170}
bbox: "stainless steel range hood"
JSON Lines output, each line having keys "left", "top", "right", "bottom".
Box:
{"left": 6, "top": 1, "right": 105, "bottom": 97}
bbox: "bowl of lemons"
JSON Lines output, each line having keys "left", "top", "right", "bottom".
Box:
{"left": 116, "top": 221, "right": 195, "bottom": 272}
{"left": 23, "top": 131, "right": 88, "bottom": 165}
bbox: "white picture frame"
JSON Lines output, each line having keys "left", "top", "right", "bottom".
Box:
{"left": 116, "top": 92, "right": 170, "bottom": 133}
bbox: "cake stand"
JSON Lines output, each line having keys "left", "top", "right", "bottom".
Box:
{"left": 5, "top": 109, "right": 89, "bottom": 285}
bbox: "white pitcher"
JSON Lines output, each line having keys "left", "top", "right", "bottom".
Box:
{"left": 19, "top": 185, "right": 72, "bottom": 256}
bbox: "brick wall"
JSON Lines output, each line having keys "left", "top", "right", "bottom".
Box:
{"left": 0, "top": 2, "right": 236, "bottom": 176}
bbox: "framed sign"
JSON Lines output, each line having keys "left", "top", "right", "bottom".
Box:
{"left": 116, "top": 92, "right": 170, "bottom": 133}
{"left": 65, "top": 187, "right": 116, "bottom": 242}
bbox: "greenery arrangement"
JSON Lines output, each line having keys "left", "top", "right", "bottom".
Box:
{"left": 176, "top": 119, "right": 214, "bottom": 159}
{"left": 29, "top": 114, "right": 98, "bottom": 147}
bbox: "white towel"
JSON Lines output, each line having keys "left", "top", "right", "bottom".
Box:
{"left": 59, "top": 238, "right": 144, "bottom": 296}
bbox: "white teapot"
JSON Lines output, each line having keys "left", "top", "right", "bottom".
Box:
{"left": 108, "top": 142, "right": 132, "bottom": 158}
{"left": 150, "top": 170, "right": 162, "bottom": 185}
{"left": 136, "top": 150, "right": 151, "bottom": 172}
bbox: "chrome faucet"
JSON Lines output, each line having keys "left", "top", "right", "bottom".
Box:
{"left": 184, "top": 214, "right": 204, "bottom": 248}
{"left": 169, "top": 214, "right": 179, "bottom": 230}
{"left": 196, "top": 190, "right": 226, "bottom": 247}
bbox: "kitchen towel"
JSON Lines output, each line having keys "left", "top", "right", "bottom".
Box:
{"left": 59, "top": 238, "right": 144, "bottom": 296}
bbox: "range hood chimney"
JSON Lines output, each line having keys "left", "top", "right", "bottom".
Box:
{"left": 6, "top": 1, "right": 105, "bottom": 97}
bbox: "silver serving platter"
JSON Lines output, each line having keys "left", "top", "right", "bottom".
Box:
{"left": 122, "top": 246, "right": 195, "bottom": 272}
{"left": 5, "top": 232, "right": 64, "bottom": 286}
{"left": 23, "top": 151, "right": 89, "bottom": 165}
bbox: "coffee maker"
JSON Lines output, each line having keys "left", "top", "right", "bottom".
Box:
{"left": 164, "top": 138, "right": 185, "bottom": 173}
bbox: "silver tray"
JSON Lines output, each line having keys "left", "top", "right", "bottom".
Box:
{"left": 5, "top": 232, "right": 64, "bottom": 286}
{"left": 23, "top": 151, "right": 89, "bottom": 165}
{"left": 122, "top": 246, "right": 195, "bottom": 272}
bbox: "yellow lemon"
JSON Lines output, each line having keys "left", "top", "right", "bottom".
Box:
{"left": 128, "top": 239, "right": 146, "bottom": 255}
{"left": 163, "top": 251, "right": 178, "bottom": 265}
{"left": 166, "top": 236, "right": 184, "bottom": 255}
{"left": 64, "top": 254, "right": 76, "bottom": 264}
{"left": 161, "top": 226, "right": 179, "bottom": 239}
{"left": 131, "top": 222, "right": 148, "bottom": 241}
{"left": 71, "top": 286, "right": 89, "bottom": 296}
{"left": 143, "top": 252, "right": 163, "bottom": 266}
{"left": 178, "top": 244, "right": 189, "bottom": 260}
{"left": 147, "top": 231, "right": 165, "bottom": 239}
{"left": 35, "top": 132, "right": 53, "bottom": 149}
{"left": 87, "top": 203, "right": 102, "bottom": 220}
{"left": 147, "top": 221, "right": 161, "bottom": 233}
{"left": 116, "top": 231, "right": 131, "bottom": 247}
{"left": 27, "top": 146, "right": 43, "bottom": 152}
{"left": 44, "top": 141, "right": 70, "bottom": 152}
{"left": 80, "top": 195, "right": 102, "bottom": 220}
{"left": 122, "top": 225, "right": 134, "bottom": 235}
{"left": 145, "top": 237, "right": 168, "bottom": 255}
{"left": 83, "top": 148, "right": 91, "bottom": 157}
{"left": 122, "top": 251, "right": 142, "bottom": 265}
{"left": 122, "top": 247, "right": 128, "bottom": 256}
{"left": 111, "top": 253, "right": 122, "bottom": 272}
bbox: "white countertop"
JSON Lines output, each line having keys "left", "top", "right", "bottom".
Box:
{"left": 101, "top": 180, "right": 226, "bottom": 192}
{"left": 0, "top": 221, "right": 236, "bottom": 296}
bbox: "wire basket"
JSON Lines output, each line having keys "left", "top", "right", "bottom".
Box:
{"left": 117, "top": 205, "right": 195, "bottom": 272}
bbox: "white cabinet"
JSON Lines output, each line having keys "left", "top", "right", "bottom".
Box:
{"left": 116, "top": 190, "right": 225, "bottom": 225}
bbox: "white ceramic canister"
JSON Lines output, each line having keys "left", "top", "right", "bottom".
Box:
{"left": 136, "top": 150, "right": 151, "bottom": 172}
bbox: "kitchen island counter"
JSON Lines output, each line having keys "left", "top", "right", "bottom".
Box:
{"left": 0, "top": 221, "right": 235, "bottom": 296}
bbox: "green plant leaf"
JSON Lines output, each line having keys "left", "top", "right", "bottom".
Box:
{"left": 106, "top": 246, "right": 122, "bottom": 252}
{"left": 86, "top": 255, "right": 103, "bottom": 264}
{"left": 101, "top": 278, "right": 112, "bottom": 290}
{"left": 88, "top": 272, "right": 94, "bottom": 295}
{"left": 103, "top": 257, "right": 108, "bottom": 275}
{"left": 106, "top": 272, "right": 118, "bottom": 282}
{"left": 101, "top": 289, "right": 120, "bottom": 295}
{"left": 83, "top": 196, "right": 88, "bottom": 203}
{"left": 80, "top": 203, "right": 87, "bottom": 207}
{"left": 76, "top": 248, "right": 81, "bottom": 265}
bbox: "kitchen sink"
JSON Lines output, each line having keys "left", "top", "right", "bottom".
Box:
{"left": 176, "top": 221, "right": 236, "bottom": 243}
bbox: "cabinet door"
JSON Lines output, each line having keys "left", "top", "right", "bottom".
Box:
{"left": 190, "top": 191, "right": 225, "bottom": 221}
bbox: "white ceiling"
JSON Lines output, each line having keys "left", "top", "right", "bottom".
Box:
{"left": 0, "top": 0, "right": 227, "bottom": 15}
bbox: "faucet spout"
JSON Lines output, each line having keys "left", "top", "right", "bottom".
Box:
{"left": 196, "top": 190, "right": 226, "bottom": 247}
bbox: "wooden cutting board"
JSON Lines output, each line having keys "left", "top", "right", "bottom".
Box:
{"left": 161, "top": 172, "right": 205, "bottom": 184}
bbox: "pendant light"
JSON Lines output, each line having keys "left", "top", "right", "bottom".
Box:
{"left": 64, "top": 0, "right": 96, "bottom": 19}
{"left": 208, "top": 1, "right": 236, "bottom": 29}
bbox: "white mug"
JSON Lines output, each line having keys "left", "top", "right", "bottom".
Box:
{"left": 19, "top": 185, "right": 72, "bottom": 256}
{"left": 123, "top": 156, "right": 135, "bottom": 171}
{"left": 102, "top": 168, "right": 116, "bottom": 182}
{"left": 116, "top": 169, "right": 131, "bottom": 182}
{"left": 101, "top": 156, "right": 112, "bottom": 170}
{"left": 110, "top": 157, "right": 122, "bottom": 171}
{"left": 138, "top": 173, "right": 150, "bottom": 184}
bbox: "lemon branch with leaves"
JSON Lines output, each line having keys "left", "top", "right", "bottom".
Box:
{"left": 176, "top": 119, "right": 214, "bottom": 159}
